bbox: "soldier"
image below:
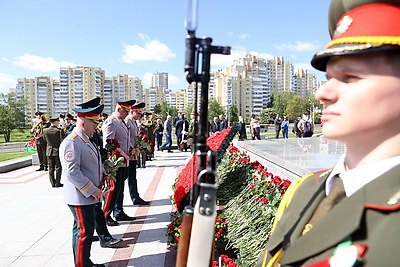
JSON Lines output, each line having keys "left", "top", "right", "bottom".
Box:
{"left": 76, "top": 97, "right": 122, "bottom": 249}
{"left": 30, "top": 112, "right": 50, "bottom": 171}
{"left": 43, "top": 115, "right": 65, "bottom": 187}
{"left": 125, "top": 102, "right": 150, "bottom": 205}
{"left": 257, "top": 1, "right": 400, "bottom": 266}
{"left": 59, "top": 102, "right": 105, "bottom": 267}
{"left": 102, "top": 98, "right": 136, "bottom": 226}
{"left": 186, "top": 110, "right": 198, "bottom": 153}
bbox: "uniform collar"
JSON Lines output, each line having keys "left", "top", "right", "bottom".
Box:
{"left": 327, "top": 154, "right": 400, "bottom": 197}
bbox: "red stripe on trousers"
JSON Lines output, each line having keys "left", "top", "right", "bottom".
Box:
{"left": 74, "top": 206, "right": 87, "bottom": 267}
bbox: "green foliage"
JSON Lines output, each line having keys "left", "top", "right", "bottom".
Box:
{"left": 208, "top": 99, "right": 225, "bottom": 121}
{"left": 153, "top": 104, "right": 161, "bottom": 114}
{"left": 228, "top": 105, "right": 239, "bottom": 123}
{"left": 271, "top": 91, "right": 295, "bottom": 117}
{"left": 160, "top": 102, "right": 178, "bottom": 122}
{"left": 184, "top": 104, "right": 194, "bottom": 120}
{"left": 285, "top": 95, "right": 307, "bottom": 121}
{"left": 0, "top": 93, "right": 26, "bottom": 142}
{"left": 259, "top": 108, "right": 275, "bottom": 124}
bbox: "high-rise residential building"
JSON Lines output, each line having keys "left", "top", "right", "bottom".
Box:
{"left": 110, "top": 74, "right": 142, "bottom": 110}
{"left": 60, "top": 66, "right": 105, "bottom": 114}
{"left": 16, "top": 76, "right": 55, "bottom": 125}
{"left": 151, "top": 72, "right": 168, "bottom": 90}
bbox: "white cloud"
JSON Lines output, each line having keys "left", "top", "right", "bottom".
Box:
{"left": 12, "top": 54, "right": 76, "bottom": 72}
{"left": 237, "top": 33, "right": 249, "bottom": 40}
{"left": 294, "top": 63, "right": 313, "bottom": 70}
{"left": 0, "top": 73, "right": 17, "bottom": 94}
{"left": 142, "top": 72, "right": 153, "bottom": 87}
{"left": 211, "top": 46, "right": 248, "bottom": 68}
{"left": 168, "top": 74, "right": 183, "bottom": 86}
{"left": 249, "top": 51, "right": 274, "bottom": 60}
{"left": 121, "top": 34, "right": 176, "bottom": 63}
{"left": 274, "top": 41, "right": 320, "bottom": 52}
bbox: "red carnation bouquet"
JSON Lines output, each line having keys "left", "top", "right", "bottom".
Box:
{"left": 134, "top": 134, "right": 152, "bottom": 155}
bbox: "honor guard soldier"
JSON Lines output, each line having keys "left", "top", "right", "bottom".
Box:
{"left": 125, "top": 102, "right": 150, "bottom": 205}
{"left": 43, "top": 115, "right": 65, "bottom": 187}
{"left": 257, "top": 1, "right": 400, "bottom": 266}
{"left": 59, "top": 101, "right": 105, "bottom": 267}
{"left": 102, "top": 98, "right": 136, "bottom": 226}
{"left": 30, "top": 112, "right": 50, "bottom": 171}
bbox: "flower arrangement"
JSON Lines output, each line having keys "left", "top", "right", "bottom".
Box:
{"left": 165, "top": 212, "right": 230, "bottom": 250}
{"left": 134, "top": 134, "right": 152, "bottom": 154}
{"left": 165, "top": 213, "right": 184, "bottom": 246}
{"left": 212, "top": 255, "right": 237, "bottom": 267}
{"left": 224, "top": 147, "right": 291, "bottom": 266}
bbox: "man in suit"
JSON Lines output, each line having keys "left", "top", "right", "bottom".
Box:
{"left": 125, "top": 102, "right": 151, "bottom": 205}
{"left": 258, "top": 1, "right": 400, "bottom": 266}
{"left": 60, "top": 102, "right": 105, "bottom": 267}
{"left": 43, "top": 115, "right": 65, "bottom": 187}
{"left": 210, "top": 116, "right": 219, "bottom": 133}
{"left": 219, "top": 114, "right": 228, "bottom": 130}
{"left": 160, "top": 115, "right": 173, "bottom": 152}
{"left": 102, "top": 99, "right": 136, "bottom": 226}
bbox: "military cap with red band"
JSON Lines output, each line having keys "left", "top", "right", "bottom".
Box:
{"left": 115, "top": 98, "right": 136, "bottom": 111}
{"left": 72, "top": 104, "right": 104, "bottom": 122}
{"left": 311, "top": 0, "right": 400, "bottom": 71}
{"left": 130, "top": 102, "right": 146, "bottom": 113}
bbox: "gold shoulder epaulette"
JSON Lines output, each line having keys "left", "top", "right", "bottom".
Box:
{"left": 67, "top": 132, "right": 78, "bottom": 139}
{"left": 109, "top": 116, "right": 116, "bottom": 120}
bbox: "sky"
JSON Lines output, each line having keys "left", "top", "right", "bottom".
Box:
{"left": 0, "top": 0, "right": 331, "bottom": 94}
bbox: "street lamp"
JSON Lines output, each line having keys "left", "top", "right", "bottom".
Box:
{"left": 308, "top": 99, "right": 314, "bottom": 124}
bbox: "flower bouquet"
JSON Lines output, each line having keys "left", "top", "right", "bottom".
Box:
{"left": 134, "top": 134, "right": 152, "bottom": 155}
{"left": 102, "top": 138, "right": 127, "bottom": 217}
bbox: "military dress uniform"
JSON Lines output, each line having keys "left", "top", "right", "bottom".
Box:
{"left": 43, "top": 117, "right": 65, "bottom": 187}
{"left": 258, "top": 1, "right": 400, "bottom": 266}
{"left": 102, "top": 99, "right": 136, "bottom": 223}
{"left": 76, "top": 97, "right": 122, "bottom": 248}
{"left": 60, "top": 104, "right": 104, "bottom": 267}
{"left": 125, "top": 102, "right": 150, "bottom": 205}
{"left": 31, "top": 114, "right": 50, "bottom": 171}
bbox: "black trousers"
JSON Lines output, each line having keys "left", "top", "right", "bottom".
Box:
{"left": 107, "top": 166, "right": 128, "bottom": 218}
{"left": 128, "top": 160, "right": 140, "bottom": 201}
{"left": 68, "top": 204, "right": 96, "bottom": 267}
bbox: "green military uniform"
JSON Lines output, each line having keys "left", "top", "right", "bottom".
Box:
{"left": 31, "top": 114, "right": 50, "bottom": 171}
{"left": 257, "top": 167, "right": 400, "bottom": 266}
{"left": 258, "top": 0, "right": 400, "bottom": 266}
{"left": 43, "top": 117, "right": 65, "bottom": 187}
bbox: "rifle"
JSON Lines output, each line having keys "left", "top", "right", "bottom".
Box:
{"left": 176, "top": 0, "right": 230, "bottom": 266}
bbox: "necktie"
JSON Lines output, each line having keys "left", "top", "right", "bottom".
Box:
{"left": 302, "top": 175, "right": 346, "bottom": 235}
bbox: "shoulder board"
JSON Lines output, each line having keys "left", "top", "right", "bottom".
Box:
{"left": 109, "top": 116, "right": 116, "bottom": 120}
{"left": 67, "top": 132, "right": 78, "bottom": 139}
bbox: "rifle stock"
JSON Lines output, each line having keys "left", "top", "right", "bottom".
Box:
{"left": 176, "top": 207, "right": 194, "bottom": 267}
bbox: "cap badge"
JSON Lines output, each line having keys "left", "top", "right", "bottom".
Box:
{"left": 334, "top": 15, "right": 353, "bottom": 37}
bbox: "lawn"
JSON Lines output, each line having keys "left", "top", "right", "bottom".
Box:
{"left": 0, "top": 151, "right": 36, "bottom": 162}
{"left": 0, "top": 129, "right": 32, "bottom": 143}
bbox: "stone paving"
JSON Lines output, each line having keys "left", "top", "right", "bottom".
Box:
{"left": 0, "top": 149, "right": 190, "bottom": 267}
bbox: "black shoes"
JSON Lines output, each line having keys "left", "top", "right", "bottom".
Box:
{"left": 105, "top": 216, "right": 119, "bottom": 226}
{"left": 115, "top": 212, "right": 136, "bottom": 221}
{"left": 168, "top": 150, "right": 173, "bottom": 153}
{"left": 100, "top": 237, "right": 122, "bottom": 248}
{"left": 36, "top": 167, "right": 44, "bottom": 171}
{"left": 133, "top": 198, "right": 150, "bottom": 205}
{"left": 44, "top": 166, "right": 48, "bottom": 171}
{"left": 92, "top": 235, "right": 99, "bottom": 242}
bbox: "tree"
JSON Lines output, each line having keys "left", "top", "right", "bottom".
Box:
{"left": 160, "top": 102, "right": 178, "bottom": 122}
{"left": 228, "top": 105, "right": 239, "bottom": 123}
{"left": 184, "top": 105, "right": 194, "bottom": 120}
{"left": 259, "top": 108, "right": 275, "bottom": 124}
{"left": 208, "top": 99, "right": 225, "bottom": 121}
{"left": 0, "top": 93, "right": 26, "bottom": 142}
{"left": 285, "top": 95, "right": 307, "bottom": 121}
{"left": 272, "top": 91, "right": 295, "bottom": 117}
{"left": 153, "top": 104, "right": 161, "bottom": 115}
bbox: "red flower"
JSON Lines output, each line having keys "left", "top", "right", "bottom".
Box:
{"left": 261, "top": 197, "right": 269, "bottom": 204}
{"left": 281, "top": 179, "right": 292, "bottom": 190}
{"left": 175, "top": 236, "right": 180, "bottom": 242}
{"left": 249, "top": 184, "right": 255, "bottom": 189}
